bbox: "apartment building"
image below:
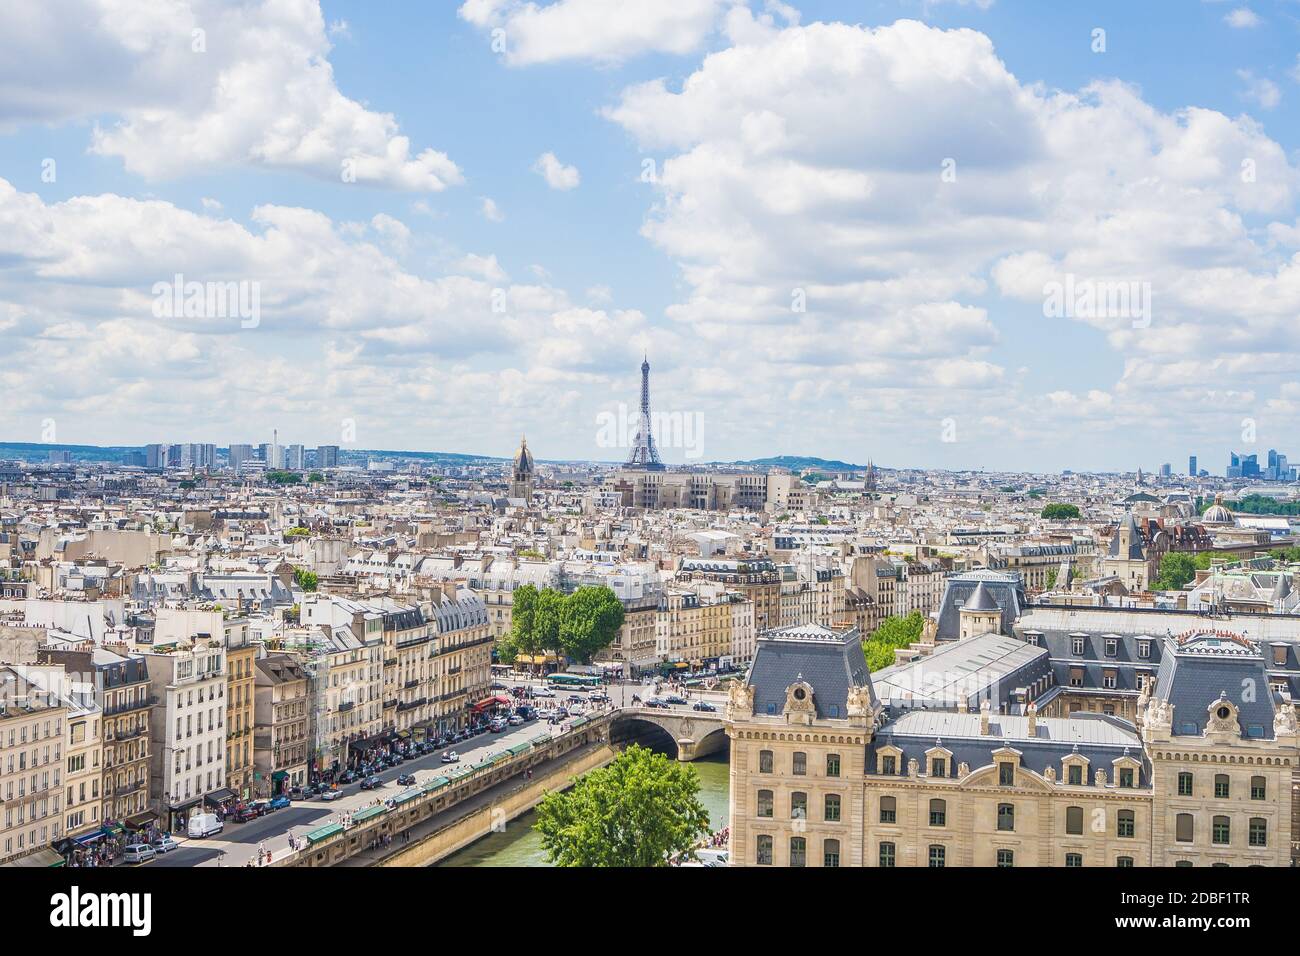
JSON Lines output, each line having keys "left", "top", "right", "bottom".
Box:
{"left": 253, "top": 653, "right": 309, "bottom": 797}
{"left": 0, "top": 666, "right": 66, "bottom": 864}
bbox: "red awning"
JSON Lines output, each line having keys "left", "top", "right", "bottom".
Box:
{"left": 473, "top": 694, "right": 511, "bottom": 712}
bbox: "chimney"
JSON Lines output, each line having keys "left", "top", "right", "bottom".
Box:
{"left": 979, "top": 698, "right": 991, "bottom": 735}
{"left": 1026, "top": 701, "right": 1038, "bottom": 738}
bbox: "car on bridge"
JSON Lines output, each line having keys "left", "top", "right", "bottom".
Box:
{"left": 692, "top": 700, "right": 718, "bottom": 712}
{"left": 664, "top": 694, "right": 688, "bottom": 705}
{"left": 644, "top": 698, "right": 670, "bottom": 709}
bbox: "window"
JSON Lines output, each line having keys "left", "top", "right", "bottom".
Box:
{"left": 1065, "top": 853, "right": 1082, "bottom": 868}
{"left": 756, "top": 835, "right": 773, "bottom": 865}
{"left": 997, "top": 803, "right": 1015, "bottom": 832}
{"left": 1117, "top": 810, "right": 1135, "bottom": 838}
{"left": 792, "top": 752, "right": 807, "bottom": 776}
{"left": 1117, "top": 856, "right": 1134, "bottom": 867}
{"left": 1105, "top": 638, "right": 1117, "bottom": 656}
{"left": 880, "top": 755, "right": 896, "bottom": 775}
{"left": 1249, "top": 817, "right": 1267, "bottom": 848}
{"left": 1214, "top": 774, "right": 1229, "bottom": 799}
{"left": 879, "top": 842, "right": 895, "bottom": 867}
{"left": 1177, "top": 772, "right": 1193, "bottom": 797}
{"left": 1175, "top": 813, "right": 1194, "bottom": 843}
{"left": 1118, "top": 768, "right": 1134, "bottom": 788}
{"left": 1174, "top": 860, "right": 1192, "bottom": 868}
{"left": 929, "top": 798, "right": 946, "bottom": 827}
{"left": 1137, "top": 641, "right": 1151, "bottom": 659}
{"left": 1072, "top": 637, "right": 1085, "bottom": 655}
{"left": 1067, "top": 764, "right": 1083, "bottom": 786}
{"left": 823, "top": 839, "right": 840, "bottom": 868}
{"left": 1212, "top": 816, "right": 1230, "bottom": 846}
{"left": 1103, "top": 670, "right": 1116, "bottom": 690}
{"left": 928, "top": 845, "right": 946, "bottom": 868}
{"left": 1250, "top": 776, "right": 1266, "bottom": 801}
{"left": 791, "top": 792, "right": 807, "bottom": 820}
{"left": 789, "top": 837, "right": 806, "bottom": 867}
{"left": 880, "top": 796, "right": 896, "bottom": 824}
{"left": 826, "top": 753, "right": 840, "bottom": 778}
{"left": 998, "top": 762, "right": 1014, "bottom": 786}
{"left": 758, "top": 750, "right": 773, "bottom": 774}
{"left": 756, "top": 789, "right": 773, "bottom": 818}
{"left": 996, "top": 848, "right": 1014, "bottom": 868}
{"left": 824, "top": 794, "right": 841, "bottom": 822}
{"left": 1065, "top": 806, "right": 1084, "bottom": 835}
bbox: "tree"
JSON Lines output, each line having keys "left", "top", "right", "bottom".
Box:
{"left": 1153, "top": 551, "right": 1197, "bottom": 590}
{"left": 293, "top": 567, "right": 318, "bottom": 592}
{"left": 534, "top": 745, "right": 710, "bottom": 866}
{"left": 560, "top": 586, "right": 625, "bottom": 663}
{"left": 1040, "top": 503, "right": 1081, "bottom": 520}
{"left": 1045, "top": 567, "right": 1058, "bottom": 589}
{"left": 534, "top": 588, "right": 566, "bottom": 660}
{"left": 861, "top": 611, "right": 925, "bottom": 672}
{"left": 308, "top": 472, "right": 325, "bottom": 483}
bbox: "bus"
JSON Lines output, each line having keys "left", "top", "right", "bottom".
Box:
{"left": 545, "top": 672, "right": 603, "bottom": 690}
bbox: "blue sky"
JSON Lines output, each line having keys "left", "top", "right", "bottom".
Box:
{"left": 1, "top": 0, "right": 1299, "bottom": 474}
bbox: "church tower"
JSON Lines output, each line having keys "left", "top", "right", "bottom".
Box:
{"left": 509, "top": 436, "right": 535, "bottom": 501}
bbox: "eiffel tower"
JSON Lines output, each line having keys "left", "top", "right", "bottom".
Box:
{"left": 625, "top": 355, "right": 666, "bottom": 471}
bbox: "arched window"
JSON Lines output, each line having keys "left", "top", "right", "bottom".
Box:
{"left": 878, "top": 841, "right": 895, "bottom": 867}
{"left": 929, "top": 798, "right": 946, "bottom": 827}
{"left": 758, "top": 750, "right": 773, "bottom": 774}
{"left": 1065, "top": 852, "right": 1082, "bottom": 867}
{"left": 824, "top": 793, "right": 841, "bottom": 822}
{"left": 756, "top": 834, "right": 773, "bottom": 865}
{"left": 1214, "top": 774, "right": 1230, "bottom": 799}
{"left": 791, "top": 792, "right": 807, "bottom": 819}
{"left": 756, "top": 789, "right": 773, "bottom": 818}
{"left": 826, "top": 753, "right": 841, "bottom": 777}
{"left": 1116, "top": 856, "right": 1134, "bottom": 867}
{"left": 792, "top": 752, "right": 807, "bottom": 775}
{"left": 928, "top": 844, "right": 946, "bottom": 868}
{"left": 1212, "top": 816, "right": 1230, "bottom": 845}
{"left": 996, "top": 848, "right": 1014, "bottom": 867}
{"left": 1250, "top": 776, "right": 1266, "bottom": 800}
{"left": 1177, "top": 772, "right": 1193, "bottom": 796}
{"left": 1175, "top": 813, "right": 1194, "bottom": 843}
{"left": 789, "top": 836, "right": 807, "bottom": 867}
{"left": 1249, "top": 817, "right": 1267, "bottom": 847}
{"left": 997, "top": 803, "right": 1015, "bottom": 832}
{"left": 1116, "top": 809, "right": 1135, "bottom": 838}
{"left": 880, "top": 795, "right": 897, "bottom": 823}
{"left": 823, "top": 838, "right": 840, "bottom": 868}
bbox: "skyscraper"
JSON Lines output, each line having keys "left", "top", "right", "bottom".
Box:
{"left": 1188, "top": 455, "right": 1197, "bottom": 476}
{"left": 316, "top": 445, "right": 339, "bottom": 468}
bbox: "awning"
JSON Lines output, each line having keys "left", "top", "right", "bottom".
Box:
{"left": 73, "top": 831, "right": 105, "bottom": 846}
{"left": 205, "top": 788, "right": 237, "bottom": 805}
{"left": 168, "top": 797, "right": 202, "bottom": 813}
{"left": 306, "top": 823, "right": 344, "bottom": 844}
{"left": 272, "top": 770, "right": 289, "bottom": 781}
{"left": 396, "top": 730, "right": 411, "bottom": 739}
{"left": 125, "top": 811, "right": 155, "bottom": 829}
{"left": 351, "top": 805, "right": 388, "bottom": 823}
{"left": 2, "top": 846, "right": 65, "bottom": 868}
{"left": 472, "top": 694, "right": 511, "bottom": 712}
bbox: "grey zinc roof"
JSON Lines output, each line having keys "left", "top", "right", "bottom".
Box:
{"left": 872, "top": 632, "right": 1050, "bottom": 709}
{"left": 1108, "top": 514, "right": 1146, "bottom": 560}
{"left": 1153, "top": 634, "right": 1276, "bottom": 739}
{"left": 963, "top": 580, "right": 999, "bottom": 611}
{"left": 934, "top": 571, "right": 1025, "bottom": 641}
{"left": 745, "top": 623, "right": 873, "bottom": 720}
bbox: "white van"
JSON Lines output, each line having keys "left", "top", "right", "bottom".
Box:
{"left": 187, "top": 812, "right": 223, "bottom": 838}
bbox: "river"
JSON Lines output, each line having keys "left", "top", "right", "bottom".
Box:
{"left": 437, "top": 752, "right": 731, "bottom": 867}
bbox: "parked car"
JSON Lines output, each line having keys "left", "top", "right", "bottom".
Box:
{"left": 489, "top": 719, "right": 508, "bottom": 733}
{"left": 320, "top": 788, "right": 343, "bottom": 801}
{"left": 532, "top": 687, "right": 557, "bottom": 699}
{"left": 268, "top": 795, "right": 292, "bottom": 811}
{"left": 692, "top": 700, "right": 718, "bottom": 712}
{"left": 589, "top": 692, "right": 610, "bottom": 703}
{"left": 251, "top": 800, "right": 272, "bottom": 816}
{"left": 507, "top": 714, "right": 524, "bottom": 726}
{"left": 338, "top": 770, "right": 358, "bottom": 784}
{"left": 232, "top": 804, "right": 259, "bottom": 823}
{"left": 188, "top": 812, "right": 224, "bottom": 838}
{"left": 151, "top": 834, "right": 180, "bottom": 854}
{"left": 288, "top": 786, "right": 306, "bottom": 800}
{"left": 123, "top": 843, "right": 156, "bottom": 864}
{"left": 396, "top": 773, "right": 417, "bottom": 786}
{"left": 359, "top": 776, "right": 383, "bottom": 791}
{"left": 441, "top": 751, "right": 459, "bottom": 764}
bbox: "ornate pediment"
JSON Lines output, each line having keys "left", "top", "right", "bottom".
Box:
{"left": 784, "top": 678, "right": 816, "bottom": 725}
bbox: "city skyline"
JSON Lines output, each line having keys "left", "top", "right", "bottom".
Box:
{"left": 2, "top": 2, "right": 1300, "bottom": 471}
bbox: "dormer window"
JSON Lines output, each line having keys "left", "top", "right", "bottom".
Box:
{"left": 1071, "top": 636, "right": 1085, "bottom": 655}
{"left": 998, "top": 762, "right": 1015, "bottom": 786}
{"left": 1104, "top": 638, "right": 1117, "bottom": 657}
{"left": 1137, "top": 640, "right": 1151, "bottom": 660}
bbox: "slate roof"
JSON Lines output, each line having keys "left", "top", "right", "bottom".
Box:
{"left": 1153, "top": 633, "right": 1277, "bottom": 739}
{"left": 1108, "top": 514, "right": 1146, "bottom": 560}
{"left": 745, "top": 623, "right": 872, "bottom": 720}
{"left": 934, "top": 571, "right": 1025, "bottom": 641}
{"left": 869, "top": 710, "right": 1146, "bottom": 785}
{"left": 963, "top": 580, "right": 999, "bottom": 611}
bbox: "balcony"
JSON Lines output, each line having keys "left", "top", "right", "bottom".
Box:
{"left": 104, "top": 695, "right": 158, "bottom": 717}
{"left": 404, "top": 678, "right": 420, "bottom": 689}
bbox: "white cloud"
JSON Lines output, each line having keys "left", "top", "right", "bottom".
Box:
{"left": 1237, "top": 69, "right": 1280, "bottom": 109}
{"left": 480, "top": 197, "right": 506, "bottom": 222}
{"left": 459, "top": 0, "right": 729, "bottom": 65}
{"left": 0, "top": 0, "right": 460, "bottom": 191}
{"left": 604, "top": 18, "right": 1300, "bottom": 456}
{"left": 1224, "top": 7, "right": 1261, "bottom": 28}
{"left": 533, "top": 152, "right": 581, "bottom": 190}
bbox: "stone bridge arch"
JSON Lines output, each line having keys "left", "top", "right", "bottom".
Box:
{"left": 609, "top": 709, "right": 728, "bottom": 762}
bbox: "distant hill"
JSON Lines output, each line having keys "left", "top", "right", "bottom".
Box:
{"left": 728, "top": 455, "right": 870, "bottom": 471}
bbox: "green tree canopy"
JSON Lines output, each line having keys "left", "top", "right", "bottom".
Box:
{"left": 560, "top": 586, "right": 626, "bottom": 663}
{"left": 534, "top": 745, "right": 710, "bottom": 866}
{"left": 1040, "top": 503, "right": 1081, "bottom": 520}
{"left": 1153, "top": 551, "right": 1197, "bottom": 590}
{"left": 862, "top": 611, "right": 926, "bottom": 672}
{"left": 293, "top": 567, "right": 318, "bottom": 592}
{"left": 266, "top": 470, "right": 302, "bottom": 485}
